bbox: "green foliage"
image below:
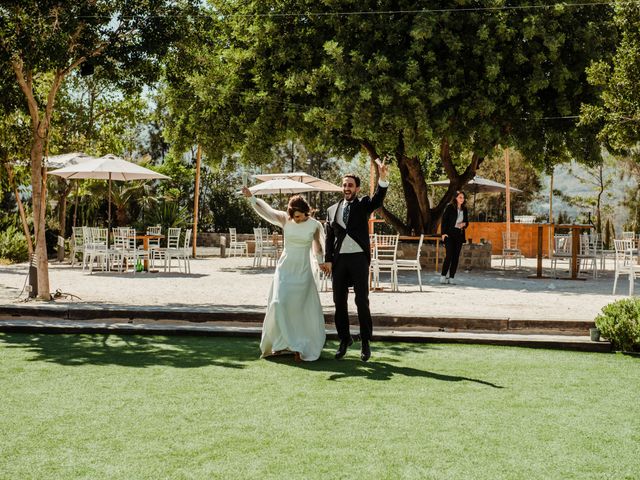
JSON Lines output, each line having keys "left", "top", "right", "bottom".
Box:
{"left": 595, "top": 298, "right": 640, "bottom": 351}
{"left": 165, "top": 0, "right": 616, "bottom": 233}
{"left": 170, "top": 2, "right": 614, "bottom": 165}
{"left": 0, "top": 225, "right": 28, "bottom": 263}
{"left": 147, "top": 201, "right": 190, "bottom": 233}
{"left": 581, "top": 3, "right": 640, "bottom": 151}
{"left": 52, "top": 72, "right": 150, "bottom": 157}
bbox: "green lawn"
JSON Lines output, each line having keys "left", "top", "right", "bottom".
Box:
{"left": 0, "top": 333, "right": 638, "bottom": 480}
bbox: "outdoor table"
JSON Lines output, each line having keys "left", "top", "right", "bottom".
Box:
{"left": 530, "top": 223, "right": 553, "bottom": 279}
{"left": 555, "top": 224, "right": 594, "bottom": 280}
{"left": 129, "top": 234, "right": 164, "bottom": 271}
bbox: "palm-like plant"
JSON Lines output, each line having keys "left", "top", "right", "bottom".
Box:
{"left": 148, "top": 200, "right": 190, "bottom": 233}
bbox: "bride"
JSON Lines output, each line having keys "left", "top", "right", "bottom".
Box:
{"left": 242, "top": 187, "right": 326, "bottom": 361}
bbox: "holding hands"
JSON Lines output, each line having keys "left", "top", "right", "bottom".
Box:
{"left": 241, "top": 186, "right": 253, "bottom": 198}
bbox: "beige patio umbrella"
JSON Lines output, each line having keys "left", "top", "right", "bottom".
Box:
{"left": 428, "top": 175, "right": 523, "bottom": 219}
{"left": 45, "top": 152, "right": 97, "bottom": 169}
{"left": 253, "top": 171, "right": 342, "bottom": 192}
{"left": 48, "top": 154, "right": 170, "bottom": 229}
{"left": 247, "top": 178, "right": 321, "bottom": 195}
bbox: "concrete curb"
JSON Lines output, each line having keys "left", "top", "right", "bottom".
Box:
{"left": 0, "top": 304, "right": 595, "bottom": 335}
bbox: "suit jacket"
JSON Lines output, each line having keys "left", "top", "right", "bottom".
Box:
{"left": 325, "top": 183, "right": 388, "bottom": 264}
{"left": 440, "top": 203, "right": 469, "bottom": 241}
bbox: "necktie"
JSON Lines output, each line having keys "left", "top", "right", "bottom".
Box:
{"left": 342, "top": 202, "right": 351, "bottom": 226}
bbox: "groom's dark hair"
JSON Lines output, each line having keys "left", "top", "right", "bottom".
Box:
{"left": 342, "top": 173, "right": 360, "bottom": 187}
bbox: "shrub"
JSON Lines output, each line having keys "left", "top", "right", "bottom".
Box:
{"left": 595, "top": 298, "right": 640, "bottom": 351}
{"left": 147, "top": 201, "right": 189, "bottom": 233}
{"left": 0, "top": 225, "right": 29, "bottom": 263}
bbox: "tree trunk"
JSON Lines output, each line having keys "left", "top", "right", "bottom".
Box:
{"left": 31, "top": 134, "right": 51, "bottom": 300}
{"left": 362, "top": 134, "right": 483, "bottom": 235}
{"left": 4, "top": 161, "right": 34, "bottom": 256}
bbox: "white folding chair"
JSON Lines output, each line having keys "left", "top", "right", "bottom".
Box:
{"left": 253, "top": 227, "right": 278, "bottom": 267}
{"left": 578, "top": 233, "right": 598, "bottom": 278}
{"left": 164, "top": 228, "right": 192, "bottom": 273}
{"left": 146, "top": 225, "right": 162, "bottom": 257}
{"left": 501, "top": 231, "right": 522, "bottom": 268}
{"left": 70, "top": 226, "right": 85, "bottom": 267}
{"left": 613, "top": 238, "right": 640, "bottom": 295}
{"left": 370, "top": 234, "right": 399, "bottom": 291}
{"left": 228, "top": 228, "right": 248, "bottom": 257}
{"left": 551, "top": 234, "right": 572, "bottom": 277}
{"left": 109, "top": 227, "right": 130, "bottom": 272}
{"left": 396, "top": 234, "right": 424, "bottom": 291}
{"left": 85, "top": 227, "right": 109, "bottom": 273}
{"left": 119, "top": 229, "right": 148, "bottom": 274}
{"left": 152, "top": 227, "right": 180, "bottom": 269}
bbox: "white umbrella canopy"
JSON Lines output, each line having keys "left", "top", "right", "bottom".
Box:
{"left": 428, "top": 175, "right": 523, "bottom": 220}
{"left": 248, "top": 178, "right": 320, "bottom": 195}
{"left": 253, "top": 171, "right": 342, "bottom": 192}
{"left": 427, "top": 175, "right": 522, "bottom": 193}
{"left": 44, "top": 152, "right": 97, "bottom": 169}
{"left": 48, "top": 154, "right": 170, "bottom": 181}
{"left": 48, "top": 154, "right": 170, "bottom": 229}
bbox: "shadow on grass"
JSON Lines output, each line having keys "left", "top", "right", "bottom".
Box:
{"left": 267, "top": 346, "right": 503, "bottom": 388}
{"left": 0, "top": 333, "right": 260, "bottom": 370}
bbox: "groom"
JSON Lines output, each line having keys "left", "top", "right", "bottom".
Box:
{"left": 320, "top": 158, "right": 389, "bottom": 361}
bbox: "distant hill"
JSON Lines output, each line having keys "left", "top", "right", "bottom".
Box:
{"left": 530, "top": 159, "right": 635, "bottom": 234}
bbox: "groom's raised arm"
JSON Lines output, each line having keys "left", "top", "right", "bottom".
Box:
{"left": 366, "top": 157, "right": 389, "bottom": 213}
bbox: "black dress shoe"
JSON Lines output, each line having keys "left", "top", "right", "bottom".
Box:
{"left": 335, "top": 337, "right": 353, "bottom": 359}
{"left": 361, "top": 339, "right": 371, "bottom": 362}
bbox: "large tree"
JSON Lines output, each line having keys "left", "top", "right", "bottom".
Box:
{"left": 581, "top": 2, "right": 640, "bottom": 152}
{"left": 0, "top": 0, "right": 195, "bottom": 299}
{"left": 167, "top": 0, "right": 614, "bottom": 234}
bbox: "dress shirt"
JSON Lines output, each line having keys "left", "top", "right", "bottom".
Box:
{"left": 337, "top": 179, "right": 389, "bottom": 254}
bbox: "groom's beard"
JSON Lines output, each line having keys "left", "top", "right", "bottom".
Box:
{"left": 343, "top": 192, "right": 356, "bottom": 201}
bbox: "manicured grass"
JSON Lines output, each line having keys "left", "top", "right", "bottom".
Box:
{"left": 0, "top": 333, "right": 639, "bottom": 479}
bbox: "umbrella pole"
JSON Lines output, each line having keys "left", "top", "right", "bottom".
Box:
{"left": 108, "top": 173, "right": 112, "bottom": 233}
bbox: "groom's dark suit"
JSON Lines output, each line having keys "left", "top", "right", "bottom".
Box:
{"left": 325, "top": 183, "right": 388, "bottom": 342}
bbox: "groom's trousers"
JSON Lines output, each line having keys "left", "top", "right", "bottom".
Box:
{"left": 332, "top": 252, "right": 372, "bottom": 341}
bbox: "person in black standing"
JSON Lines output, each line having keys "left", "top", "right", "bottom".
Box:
{"left": 440, "top": 191, "right": 469, "bottom": 285}
{"left": 319, "top": 158, "right": 389, "bottom": 362}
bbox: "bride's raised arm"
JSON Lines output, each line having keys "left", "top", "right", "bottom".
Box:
{"left": 248, "top": 197, "right": 288, "bottom": 229}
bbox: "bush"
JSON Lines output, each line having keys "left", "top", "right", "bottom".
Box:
{"left": 147, "top": 201, "right": 190, "bottom": 233}
{"left": 0, "top": 225, "right": 29, "bottom": 263}
{"left": 595, "top": 298, "right": 640, "bottom": 351}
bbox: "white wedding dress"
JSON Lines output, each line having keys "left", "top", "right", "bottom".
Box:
{"left": 250, "top": 198, "right": 326, "bottom": 361}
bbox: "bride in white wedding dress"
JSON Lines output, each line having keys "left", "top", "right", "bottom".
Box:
{"left": 242, "top": 187, "right": 326, "bottom": 361}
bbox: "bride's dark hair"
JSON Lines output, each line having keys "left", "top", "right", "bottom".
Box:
{"left": 287, "top": 195, "right": 311, "bottom": 218}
